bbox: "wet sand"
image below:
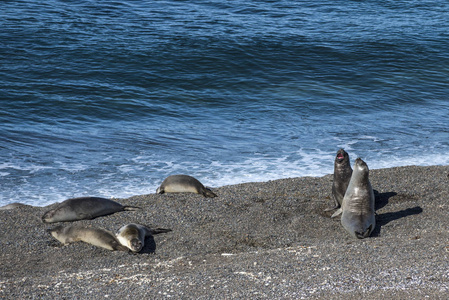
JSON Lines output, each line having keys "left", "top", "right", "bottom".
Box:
{"left": 1, "top": 165, "right": 448, "bottom": 299}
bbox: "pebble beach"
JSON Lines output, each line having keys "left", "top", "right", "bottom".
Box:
{"left": 1, "top": 165, "right": 448, "bottom": 299}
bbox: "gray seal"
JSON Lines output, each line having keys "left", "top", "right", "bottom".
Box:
{"left": 326, "top": 149, "right": 353, "bottom": 217}
{"left": 48, "top": 225, "right": 129, "bottom": 251}
{"left": 116, "top": 223, "right": 172, "bottom": 252}
{"left": 156, "top": 175, "right": 217, "bottom": 198}
{"left": 340, "top": 158, "right": 376, "bottom": 239}
{"left": 41, "top": 197, "right": 140, "bottom": 223}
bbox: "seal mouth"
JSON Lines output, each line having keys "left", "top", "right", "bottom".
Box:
{"left": 336, "top": 153, "right": 344, "bottom": 160}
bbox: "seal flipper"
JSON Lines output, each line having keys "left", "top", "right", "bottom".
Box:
{"left": 123, "top": 206, "right": 141, "bottom": 211}
{"left": 78, "top": 212, "right": 94, "bottom": 220}
{"left": 202, "top": 188, "right": 217, "bottom": 198}
{"left": 148, "top": 228, "right": 172, "bottom": 235}
{"left": 324, "top": 205, "right": 340, "bottom": 212}
{"left": 331, "top": 208, "right": 342, "bottom": 218}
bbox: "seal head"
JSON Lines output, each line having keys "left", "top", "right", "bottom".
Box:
{"left": 116, "top": 223, "right": 172, "bottom": 253}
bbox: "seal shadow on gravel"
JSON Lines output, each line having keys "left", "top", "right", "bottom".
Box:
{"left": 139, "top": 235, "right": 157, "bottom": 254}
{"left": 372, "top": 206, "right": 423, "bottom": 237}
{"left": 374, "top": 191, "right": 397, "bottom": 210}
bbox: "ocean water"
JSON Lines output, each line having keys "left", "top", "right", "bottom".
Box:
{"left": 1, "top": 0, "right": 448, "bottom": 207}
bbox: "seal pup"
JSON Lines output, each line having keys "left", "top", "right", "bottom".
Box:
{"left": 0, "top": 203, "right": 31, "bottom": 210}
{"left": 42, "top": 197, "right": 140, "bottom": 223}
{"left": 340, "top": 158, "right": 375, "bottom": 239}
{"left": 326, "top": 149, "right": 353, "bottom": 217}
{"left": 156, "top": 175, "right": 217, "bottom": 198}
{"left": 116, "top": 223, "right": 172, "bottom": 252}
{"left": 48, "top": 225, "right": 129, "bottom": 251}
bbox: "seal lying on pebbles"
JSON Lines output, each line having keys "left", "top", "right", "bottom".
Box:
{"left": 41, "top": 197, "right": 140, "bottom": 223}
{"left": 116, "top": 223, "right": 172, "bottom": 252}
{"left": 340, "top": 158, "right": 376, "bottom": 239}
{"left": 48, "top": 225, "right": 129, "bottom": 251}
{"left": 0, "top": 203, "right": 31, "bottom": 210}
{"left": 156, "top": 175, "right": 217, "bottom": 198}
{"left": 326, "top": 149, "right": 353, "bottom": 217}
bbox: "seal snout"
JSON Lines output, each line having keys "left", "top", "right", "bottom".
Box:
{"left": 131, "top": 239, "right": 143, "bottom": 252}
{"left": 354, "top": 225, "right": 373, "bottom": 239}
{"left": 41, "top": 212, "right": 51, "bottom": 223}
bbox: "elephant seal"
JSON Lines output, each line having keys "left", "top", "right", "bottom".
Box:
{"left": 156, "top": 175, "right": 217, "bottom": 198}
{"left": 42, "top": 197, "right": 140, "bottom": 223}
{"left": 0, "top": 203, "right": 31, "bottom": 210}
{"left": 116, "top": 223, "right": 172, "bottom": 252}
{"left": 326, "top": 149, "right": 353, "bottom": 217}
{"left": 48, "top": 225, "right": 129, "bottom": 251}
{"left": 340, "top": 158, "right": 375, "bottom": 239}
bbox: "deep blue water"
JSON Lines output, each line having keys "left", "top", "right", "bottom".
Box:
{"left": 1, "top": 0, "right": 448, "bottom": 206}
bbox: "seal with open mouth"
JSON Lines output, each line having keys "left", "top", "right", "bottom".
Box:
{"left": 325, "top": 149, "right": 352, "bottom": 217}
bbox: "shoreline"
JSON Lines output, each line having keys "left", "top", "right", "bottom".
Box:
{"left": 1, "top": 165, "right": 448, "bottom": 298}
{"left": 3, "top": 162, "right": 449, "bottom": 209}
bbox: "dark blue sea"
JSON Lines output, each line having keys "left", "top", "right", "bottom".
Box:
{"left": 1, "top": 0, "right": 448, "bottom": 206}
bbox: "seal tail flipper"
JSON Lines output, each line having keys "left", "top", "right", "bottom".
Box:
{"left": 149, "top": 228, "right": 172, "bottom": 235}
{"left": 123, "top": 206, "right": 141, "bottom": 211}
{"left": 203, "top": 188, "right": 217, "bottom": 198}
{"left": 331, "top": 208, "right": 343, "bottom": 218}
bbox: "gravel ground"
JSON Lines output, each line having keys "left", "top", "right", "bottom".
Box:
{"left": 1, "top": 165, "right": 448, "bottom": 299}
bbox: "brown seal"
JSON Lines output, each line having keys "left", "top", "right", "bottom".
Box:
{"left": 48, "top": 225, "right": 129, "bottom": 251}
{"left": 156, "top": 175, "right": 217, "bottom": 197}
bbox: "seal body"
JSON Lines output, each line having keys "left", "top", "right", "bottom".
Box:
{"left": 156, "top": 175, "right": 217, "bottom": 198}
{"left": 49, "top": 225, "right": 128, "bottom": 251}
{"left": 327, "top": 149, "right": 353, "bottom": 217}
{"left": 41, "top": 197, "right": 140, "bottom": 223}
{"left": 116, "top": 223, "right": 172, "bottom": 252}
{"left": 340, "top": 158, "right": 375, "bottom": 239}
{"left": 0, "top": 203, "right": 31, "bottom": 210}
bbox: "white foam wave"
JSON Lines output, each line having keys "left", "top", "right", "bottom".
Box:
{"left": 1, "top": 150, "right": 448, "bottom": 207}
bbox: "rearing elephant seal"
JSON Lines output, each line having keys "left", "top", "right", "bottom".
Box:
{"left": 42, "top": 197, "right": 140, "bottom": 223}
{"left": 156, "top": 175, "right": 217, "bottom": 198}
{"left": 326, "top": 149, "right": 353, "bottom": 218}
{"left": 340, "top": 158, "right": 375, "bottom": 239}
{"left": 116, "top": 223, "right": 172, "bottom": 252}
{"left": 48, "top": 225, "right": 129, "bottom": 251}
